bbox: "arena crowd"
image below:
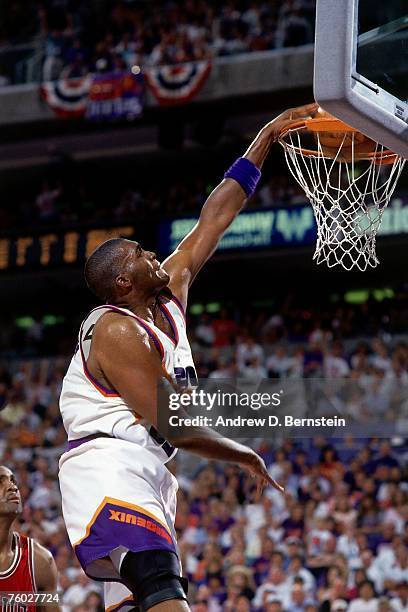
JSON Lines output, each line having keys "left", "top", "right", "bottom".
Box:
{"left": 0, "top": 292, "right": 407, "bottom": 610}
{"left": 0, "top": 0, "right": 316, "bottom": 84}
{"left": 0, "top": 382, "right": 406, "bottom": 611}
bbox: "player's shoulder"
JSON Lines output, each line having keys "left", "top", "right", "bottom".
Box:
{"left": 31, "top": 540, "right": 58, "bottom": 592}
{"left": 32, "top": 540, "right": 54, "bottom": 568}
{"left": 93, "top": 309, "right": 153, "bottom": 345}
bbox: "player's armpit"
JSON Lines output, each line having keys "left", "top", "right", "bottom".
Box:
{"left": 93, "top": 314, "right": 170, "bottom": 428}
{"left": 33, "top": 542, "right": 60, "bottom": 612}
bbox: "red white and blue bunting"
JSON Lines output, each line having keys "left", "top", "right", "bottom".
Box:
{"left": 144, "top": 61, "right": 211, "bottom": 106}
{"left": 40, "top": 76, "right": 92, "bottom": 118}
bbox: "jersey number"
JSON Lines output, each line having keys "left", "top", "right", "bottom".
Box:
{"left": 74, "top": 324, "right": 94, "bottom": 355}
{"left": 83, "top": 324, "right": 95, "bottom": 342}
{"left": 174, "top": 366, "right": 198, "bottom": 388}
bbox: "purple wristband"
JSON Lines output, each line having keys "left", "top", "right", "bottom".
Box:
{"left": 224, "top": 157, "right": 261, "bottom": 198}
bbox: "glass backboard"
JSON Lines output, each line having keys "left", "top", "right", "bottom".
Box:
{"left": 314, "top": 0, "right": 408, "bottom": 158}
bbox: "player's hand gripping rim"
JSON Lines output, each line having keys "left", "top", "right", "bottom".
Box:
{"left": 268, "top": 102, "right": 319, "bottom": 142}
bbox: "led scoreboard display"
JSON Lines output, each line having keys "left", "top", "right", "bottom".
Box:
{"left": 0, "top": 227, "right": 135, "bottom": 271}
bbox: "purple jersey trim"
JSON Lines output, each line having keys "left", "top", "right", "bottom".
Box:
{"left": 158, "top": 301, "right": 179, "bottom": 346}
{"left": 170, "top": 295, "right": 186, "bottom": 321}
{"left": 67, "top": 433, "right": 113, "bottom": 452}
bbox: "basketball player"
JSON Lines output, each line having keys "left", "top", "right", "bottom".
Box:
{"left": 0, "top": 466, "right": 60, "bottom": 611}
{"left": 58, "top": 102, "right": 317, "bottom": 612}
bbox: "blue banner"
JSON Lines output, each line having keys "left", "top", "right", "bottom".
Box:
{"left": 86, "top": 72, "right": 144, "bottom": 121}
{"left": 159, "top": 197, "right": 408, "bottom": 255}
{"left": 159, "top": 205, "right": 316, "bottom": 255}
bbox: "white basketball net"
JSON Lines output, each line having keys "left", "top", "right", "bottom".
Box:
{"left": 280, "top": 127, "right": 406, "bottom": 271}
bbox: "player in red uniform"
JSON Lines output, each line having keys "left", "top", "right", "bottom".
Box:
{"left": 0, "top": 466, "right": 60, "bottom": 612}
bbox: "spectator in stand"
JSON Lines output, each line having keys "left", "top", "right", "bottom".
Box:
{"left": 318, "top": 446, "right": 345, "bottom": 482}
{"left": 324, "top": 341, "right": 350, "bottom": 378}
{"left": 308, "top": 516, "right": 335, "bottom": 558}
{"left": 114, "top": 31, "right": 140, "bottom": 69}
{"left": 282, "top": 505, "right": 304, "bottom": 540}
{"left": 287, "top": 555, "right": 316, "bottom": 594}
{"left": 350, "top": 341, "right": 371, "bottom": 371}
{"left": 371, "top": 440, "right": 401, "bottom": 471}
{"left": 225, "top": 565, "right": 256, "bottom": 603}
{"left": 332, "top": 497, "right": 357, "bottom": 530}
{"left": 286, "top": 580, "right": 315, "bottom": 611}
{"left": 390, "top": 581, "right": 408, "bottom": 612}
{"left": 62, "top": 572, "right": 101, "bottom": 609}
{"left": 240, "top": 356, "right": 267, "bottom": 381}
{"left": 195, "top": 313, "right": 216, "bottom": 347}
{"left": 370, "top": 339, "right": 392, "bottom": 372}
{"left": 236, "top": 334, "right": 265, "bottom": 372}
{"left": 82, "top": 590, "right": 104, "bottom": 611}
{"left": 382, "top": 489, "right": 406, "bottom": 535}
{"left": 35, "top": 181, "right": 62, "bottom": 222}
{"left": 42, "top": 29, "right": 66, "bottom": 81}
{"left": 264, "top": 599, "right": 284, "bottom": 612}
{"left": 303, "top": 338, "right": 324, "bottom": 377}
{"left": 332, "top": 600, "right": 348, "bottom": 612}
{"left": 267, "top": 345, "right": 296, "bottom": 378}
{"left": 276, "top": 4, "right": 313, "bottom": 48}
{"left": 253, "top": 567, "right": 291, "bottom": 609}
{"left": 209, "top": 357, "right": 237, "bottom": 379}
{"left": 358, "top": 549, "right": 385, "bottom": 595}
{"left": 212, "top": 308, "right": 237, "bottom": 348}
{"left": 347, "top": 579, "right": 379, "bottom": 611}
{"left": 383, "top": 544, "right": 408, "bottom": 591}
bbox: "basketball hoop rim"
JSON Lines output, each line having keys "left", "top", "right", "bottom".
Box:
{"left": 278, "top": 117, "right": 399, "bottom": 165}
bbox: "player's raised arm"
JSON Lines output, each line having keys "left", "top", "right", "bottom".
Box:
{"left": 163, "top": 103, "right": 318, "bottom": 306}
{"left": 94, "top": 313, "right": 283, "bottom": 494}
{"left": 33, "top": 542, "right": 61, "bottom": 612}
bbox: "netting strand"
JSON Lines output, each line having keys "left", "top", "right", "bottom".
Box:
{"left": 280, "top": 126, "right": 406, "bottom": 271}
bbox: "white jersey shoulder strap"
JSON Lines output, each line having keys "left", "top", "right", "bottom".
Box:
{"left": 79, "top": 304, "right": 167, "bottom": 362}
{"left": 157, "top": 294, "right": 186, "bottom": 339}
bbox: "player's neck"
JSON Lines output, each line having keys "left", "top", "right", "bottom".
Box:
{"left": 115, "top": 294, "right": 158, "bottom": 323}
{"left": 0, "top": 519, "right": 14, "bottom": 555}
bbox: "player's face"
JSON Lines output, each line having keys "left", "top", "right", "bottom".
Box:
{"left": 124, "top": 241, "right": 170, "bottom": 291}
{"left": 0, "top": 467, "right": 23, "bottom": 516}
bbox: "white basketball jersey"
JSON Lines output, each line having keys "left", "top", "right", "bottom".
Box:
{"left": 59, "top": 295, "right": 196, "bottom": 463}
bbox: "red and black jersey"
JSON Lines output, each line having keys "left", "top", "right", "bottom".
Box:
{"left": 0, "top": 533, "right": 36, "bottom": 611}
